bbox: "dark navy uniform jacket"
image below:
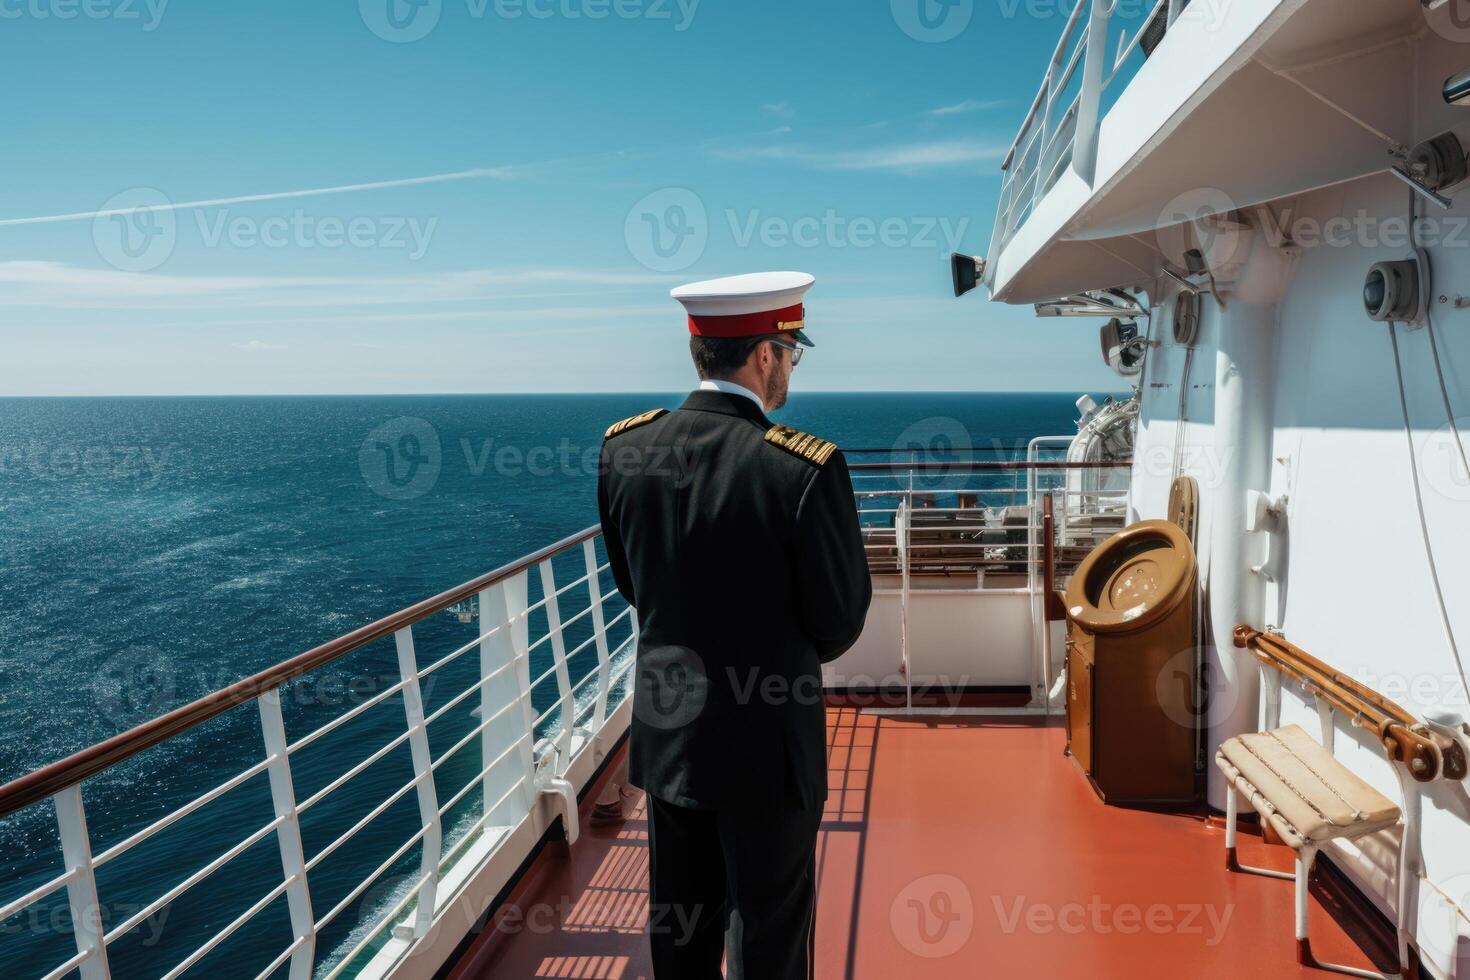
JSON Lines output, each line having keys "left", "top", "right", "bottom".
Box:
{"left": 598, "top": 389, "right": 872, "bottom": 812}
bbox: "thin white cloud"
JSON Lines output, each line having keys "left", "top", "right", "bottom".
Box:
{"left": 233, "top": 339, "right": 282, "bottom": 350}
{"left": 712, "top": 139, "right": 1005, "bottom": 172}
{"left": 207, "top": 305, "right": 671, "bottom": 330}
{"left": 927, "top": 99, "right": 1011, "bottom": 117}
{"left": 0, "top": 169, "right": 521, "bottom": 227}
{"left": 0, "top": 261, "right": 682, "bottom": 310}
{"left": 762, "top": 101, "right": 797, "bottom": 118}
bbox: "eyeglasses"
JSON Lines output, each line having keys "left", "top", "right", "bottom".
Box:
{"left": 764, "top": 337, "right": 803, "bottom": 366}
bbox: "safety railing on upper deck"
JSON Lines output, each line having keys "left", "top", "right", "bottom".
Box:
{"left": 0, "top": 527, "right": 637, "bottom": 980}
{"left": 987, "top": 0, "right": 1193, "bottom": 258}
{"left": 846, "top": 445, "right": 1130, "bottom": 584}
{"left": 846, "top": 445, "right": 1132, "bottom": 707}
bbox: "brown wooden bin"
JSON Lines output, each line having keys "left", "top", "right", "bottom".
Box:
{"left": 1064, "top": 519, "right": 1198, "bottom": 806}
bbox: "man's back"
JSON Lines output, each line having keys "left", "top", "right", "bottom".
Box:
{"left": 598, "top": 389, "right": 871, "bottom": 811}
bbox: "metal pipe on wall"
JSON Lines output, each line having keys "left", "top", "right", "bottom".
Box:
{"left": 1204, "top": 290, "right": 1281, "bottom": 808}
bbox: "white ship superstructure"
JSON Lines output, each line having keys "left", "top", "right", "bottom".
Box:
{"left": 981, "top": 0, "right": 1470, "bottom": 974}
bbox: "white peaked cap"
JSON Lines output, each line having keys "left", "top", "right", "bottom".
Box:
{"left": 671, "top": 272, "right": 816, "bottom": 345}
{"left": 671, "top": 271, "right": 815, "bottom": 316}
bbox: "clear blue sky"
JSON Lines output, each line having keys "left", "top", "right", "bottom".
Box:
{"left": 0, "top": 0, "right": 1124, "bottom": 395}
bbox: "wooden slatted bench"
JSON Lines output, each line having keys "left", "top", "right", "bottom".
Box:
{"left": 1224, "top": 627, "right": 1467, "bottom": 979}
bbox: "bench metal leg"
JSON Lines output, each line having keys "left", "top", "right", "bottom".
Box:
{"left": 1294, "top": 845, "right": 1403, "bottom": 979}
{"left": 1224, "top": 787, "right": 1292, "bottom": 880}
{"left": 1225, "top": 789, "right": 1404, "bottom": 978}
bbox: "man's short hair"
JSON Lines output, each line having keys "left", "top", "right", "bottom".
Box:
{"left": 690, "top": 335, "right": 759, "bottom": 380}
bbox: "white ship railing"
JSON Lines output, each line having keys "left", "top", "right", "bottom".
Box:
{"left": 987, "top": 0, "right": 1184, "bottom": 257}
{"left": 0, "top": 454, "right": 1133, "bottom": 978}
{"left": 0, "top": 526, "right": 637, "bottom": 980}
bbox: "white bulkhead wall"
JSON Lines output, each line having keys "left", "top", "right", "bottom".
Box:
{"left": 1266, "top": 169, "right": 1470, "bottom": 977}
{"left": 1129, "top": 173, "right": 1470, "bottom": 977}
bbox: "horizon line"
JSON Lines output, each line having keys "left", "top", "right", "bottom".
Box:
{"left": 0, "top": 388, "right": 1125, "bottom": 399}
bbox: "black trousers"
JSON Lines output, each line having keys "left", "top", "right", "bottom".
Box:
{"left": 646, "top": 795, "right": 822, "bottom": 980}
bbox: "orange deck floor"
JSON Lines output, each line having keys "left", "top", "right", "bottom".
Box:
{"left": 449, "top": 708, "right": 1397, "bottom": 979}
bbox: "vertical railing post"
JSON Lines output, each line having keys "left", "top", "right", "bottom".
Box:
{"left": 1041, "top": 495, "right": 1059, "bottom": 715}
{"left": 583, "top": 539, "right": 613, "bottom": 744}
{"left": 394, "top": 627, "right": 442, "bottom": 939}
{"left": 1037, "top": 67, "right": 1056, "bottom": 207}
{"left": 900, "top": 472, "right": 913, "bottom": 713}
{"left": 258, "top": 690, "right": 315, "bottom": 980}
{"left": 539, "top": 560, "right": 576, "bottom": 774}
{"left": 479, "top": 572, "right": 537, "bottom": 828}
{"left": 1071, "top": 0, "right": 1111, "bottom": 186}
{"left": 54, "top": 785, "right": 110, "bottom": 980}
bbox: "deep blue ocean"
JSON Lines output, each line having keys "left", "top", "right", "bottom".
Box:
{"left": 0, "top": 392, "right": 1110, "bottom": 977}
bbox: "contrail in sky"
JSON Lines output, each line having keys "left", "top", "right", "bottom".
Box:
{"left": 0, "top": 168, "right": 516, "bottom": 226}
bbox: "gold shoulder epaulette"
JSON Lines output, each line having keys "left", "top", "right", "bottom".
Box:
{"left": 605, "top": 408, "right": 668, "bottom": 439}
{"left": 764, "top": 425, "right": 838, "bottom": 466}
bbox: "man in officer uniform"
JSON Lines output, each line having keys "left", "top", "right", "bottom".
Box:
{"left": 597, "top": 271, "right": 871, "bottom": 979}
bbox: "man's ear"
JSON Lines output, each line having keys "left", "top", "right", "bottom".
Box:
{"left": 749, "top": 341, "right": 768, "bottom": 371}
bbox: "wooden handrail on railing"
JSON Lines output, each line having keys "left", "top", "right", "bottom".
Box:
{"left": 1233, "top": 625, "right": 1467, "bottom": 784}
{"left": 0, "top": 524, "right": 604, "bottom": 821}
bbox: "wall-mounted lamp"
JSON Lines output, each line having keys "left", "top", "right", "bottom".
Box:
{"left": 951, "top": 253, "right": 986, "bottom": 298}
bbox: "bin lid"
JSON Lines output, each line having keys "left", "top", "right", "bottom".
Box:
{"left": 1065, "top": 519, "right": 1195, "bottom": 634}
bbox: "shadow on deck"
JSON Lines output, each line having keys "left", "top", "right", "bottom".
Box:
{"left": 448, "top": 709, "right": 1395, "bottom": 979}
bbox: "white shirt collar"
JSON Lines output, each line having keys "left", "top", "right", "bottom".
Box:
{"left": 699, "top": 379, "right": 765, "bottom": 412}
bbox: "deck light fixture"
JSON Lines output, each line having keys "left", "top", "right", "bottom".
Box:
{"left": 951, "top": 253, "right": 986, "bottom": 297}
{"left": 1364, "top": 250, "right": 1430, "bottom": 325}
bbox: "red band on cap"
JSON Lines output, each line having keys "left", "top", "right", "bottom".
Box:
{"left": 688, "top": 304, "right": 804, "bottom": 338}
